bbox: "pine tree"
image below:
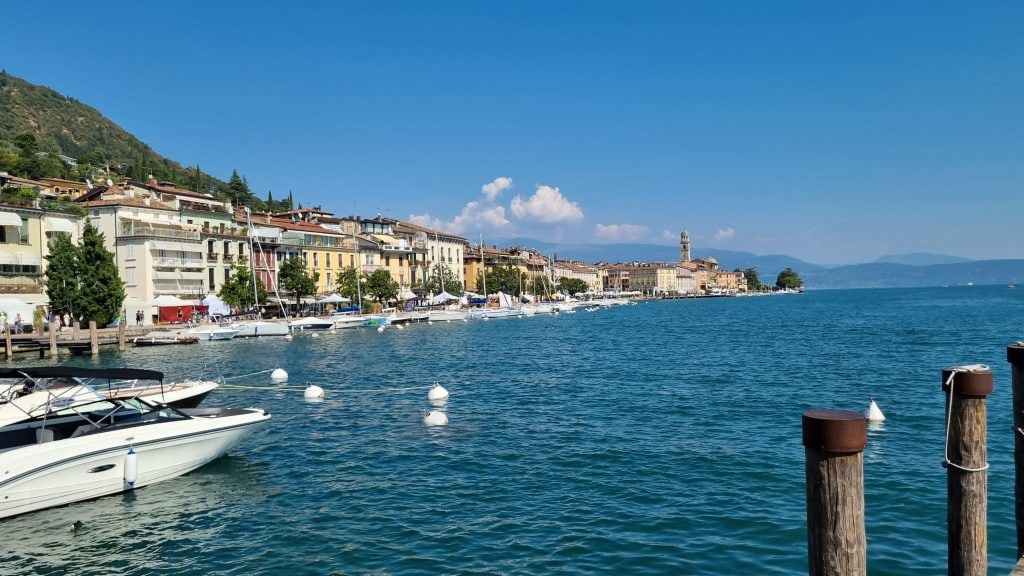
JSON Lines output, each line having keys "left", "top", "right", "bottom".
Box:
{"left": 226, "top": 169, "right": 251, "bottom": 206}
{"left": 43, "top": 233, "right": 80, "bottom": 317}
{"left": 75, "top": 222, "right": 125, "bottom": 326}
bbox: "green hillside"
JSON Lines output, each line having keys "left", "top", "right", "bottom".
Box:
{"left": 0, "top": 70, "right": 226, "bottom": 192}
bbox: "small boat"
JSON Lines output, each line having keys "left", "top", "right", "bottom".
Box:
{"left": 133, "top": 334, "right": 200, "bottom": 347}
{"left": 288, "top": 317, "right": 335, "bottom": 331}
{"left": 427, "top": 309, "right": 468, "bottom": 322}
{"left": 230, "top": 320, "right": 290, "bottom": 337}
{"left": 361, "top": 315, "right": 390, "bottom": 328}
{"left": 179, "top": 325, "right": 239, "bottom": 341}
{"left": 332, "top": 314, "right": 365, "bottom": 329}
{"left": 0, "top": 366, "right": 268, "bottom": 519}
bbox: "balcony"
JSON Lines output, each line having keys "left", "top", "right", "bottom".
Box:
{"left": 153, "top": 280, "right": 205, "bottom": 294}
{"left": 223, "top": 253, "right": 234, "bottom": 263}
{"left": 119, "top": 226, "right": 200, "bottom": 241}
{"left": 207, "top": 253, "right": 220, "bottom": 263}
{"left": 153, "top": 258, "right": 204, "bottom": 269}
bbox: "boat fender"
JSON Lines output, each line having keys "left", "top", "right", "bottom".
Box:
{"left": 866, "top": 399, "right": 886, "bottom": 422}
{"left": 304, "top": 384, "right": 325, "bottom": 399}
{"left": 423, "top": 411, "right": 448, "bottom": 426}
{"left": 124, "top": 448, "right": 138, "bottom": 488}
{"left": 427, "top": 383, "right": 449, "bottom": 402}
{"left": 271, "top": 368, "right": 288, "bottom": 381}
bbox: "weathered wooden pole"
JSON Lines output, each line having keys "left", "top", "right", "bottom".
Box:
{"left": 4, "top": 327, "right": 11, "bottom": 360}
{"left": 1009, "top": 344, "right": 1024, "bottom": 559}
{"left": 49, "top": 321, "right": 58, "bottom": 357}
{"left": 803, "top": 409, "right": 867, "bottom": 576}
{"left": 118, "top": 320, "right": 126, "bottom": 352}
{"left": 89, "top": 320, "right": 98, "bottom": 356}
{"left": 942, "top": 365, "right": 993, "bottom": 576}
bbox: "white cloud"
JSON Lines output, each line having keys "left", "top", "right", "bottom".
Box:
{"left": 713, "top": 227, "right": 735, "bottom": 241}
{"left": 481, "top": 177, "right": 513, "bottom": 201}
{"left": 595, "top": 223, "right": 649, "bottom": 242}
{"left": 408, "top": 213, "right": 445, "bottom": 230}
{"left": 509, "top": 185, "right": 584, "bottom": 223}
{"left": 447, "top": 201, "right": 509, "bottom": 234}
{"left": 661, "top": 229, "right": 676, "bottom": 241}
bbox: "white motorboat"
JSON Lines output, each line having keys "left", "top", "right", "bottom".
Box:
{"left": 0, "top": 369, "right": 219, "bottom": 410}
{"left": 427, "top": 309, "right": 468, "bottom": 322}
{"left": 288, "top": 317, "right": 335, "bottom": 331}
{"left": 332, "top": 314, "right": 365, "bottom": 329}
{"left": 0, "top": 366, "right": 268, "bottom": 520}
{"left": 230, "top": 320, "right": 290, "bottom": 337}
{"left": 179, "top": 325, "right": 239, "bottom": 341}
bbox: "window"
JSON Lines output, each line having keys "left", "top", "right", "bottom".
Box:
{"left": 326, "top": 253, "right": 331, "bottom": 268}
{"left": 239, "top": 242, "right": 245, "bottom": 255}
{"left": 125, "top": 244, "right": 135, "bottom": 260}
{"left": 18, "top": 220, "right": 28, "bottom": 244}
{"left": 224, "top": 240, "right": 231, "bottom": 255}
{"left": 326, "top": 272, "right": 332, "bottom": 286}
{"left": 313, "top": 253, "right": 319, "bottom": 267}
{"left": 209, "top": 268, "right": 215, "bottom": 290}
{"left": 208, "top": 240, "right": 215, "bottom": 254}
{"left": 385, "top": 255, "right": 390, "bottom": 266}
{"left": 125, "top": 267, "right": 136, "bottom": 285}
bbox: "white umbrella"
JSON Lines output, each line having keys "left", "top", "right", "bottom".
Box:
{"left": 317, "top": 293, "right": 351, "bottom": 304}
{"left": 429, "top": 291, "right": 458, "bottom": 305}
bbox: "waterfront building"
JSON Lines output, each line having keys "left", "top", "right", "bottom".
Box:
{"left": 357, "top": 215, "right": 427, "bottom": 299}
{"left": 78, "top": 185, "right": 203, "bottom": 319}
{"left": 602, "top": 264, "right": 633, "bottom": 293}
{"left": 393, "top": 220, "right": 467, "bottom": 291}
{"left": 552, "top": 261, "right": 602, "bottom": 293}
{"left": 0, "top": 197, "right": 82, "bottom": 308}
{"left": 37, "top": 177, "right": 89, "bottom": 199}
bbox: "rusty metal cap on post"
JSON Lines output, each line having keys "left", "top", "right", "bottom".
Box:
{"left": 1008, "top": 343, "right": 1024, "bottom": 365}
{"left": 802, "top": 409, "right": 867, "bottom": 453}
{"left": 941, "top": 366, "right": 994, "bottom": 397}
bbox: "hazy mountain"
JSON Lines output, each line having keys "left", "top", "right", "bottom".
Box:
{"left": 874, "top": 253, "right": 974, "bottom": 266}
{"left": 802, "top": 260, "right": 1024, "bottom": 289}
{"left": 497, "top": 237, "right": 824, "bottom": 277}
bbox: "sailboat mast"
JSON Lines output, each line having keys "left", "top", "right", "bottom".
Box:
{"left": 480, "top": 234, "right": 487, "bottom": 298}
{"left": 244, "top": 208, "right": 261, "bottom": 319}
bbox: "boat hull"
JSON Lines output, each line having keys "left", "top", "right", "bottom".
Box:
{"left": 231, "top": 321, "right": 290, "bottom": 337}
{"left": 0, "top": 408, "right": 268, "bottom": 519}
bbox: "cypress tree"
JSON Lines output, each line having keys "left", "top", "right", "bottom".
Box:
{"left": 43, "top": 233, "right": 80, "bottom": 318}
{"left": 75, "top": 222, "right": 125, "bottom": 326}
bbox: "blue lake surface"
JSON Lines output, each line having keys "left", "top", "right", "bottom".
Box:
{"left": 3, "top": 286, "right": 1024, "bottom": 574}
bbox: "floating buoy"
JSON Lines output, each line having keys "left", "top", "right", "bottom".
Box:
{"left": 124, "top": 448, "right": 138, "bottom": 488}
{"left": 447, "top": 319, "right": 452, "bottom": 324}
{"left": 423, "top": 411, "right": 448, "bottom": 426}
{"left": 71, "top": 520, "right": 84, "bottom": 532}
{"left": 428, "top": 320, "right": 433, "bottom": 325}
{"left": 304, "top": 384, "right": 325, "bottom": 399}
{"left": 284, "top": 334, "right": 294, "bottom": 341}
{"left": 428, "top": 383, "right": 449, "bottom": 402}
{"left": 311, "top": 332, "right": 320, "bottom": 338}
{"left": 271, "top": 368, "right": 288, "bottom": 381}
{"left": 866, "top": 399, "right": 885, "bottom": 422}
{"left": 396, "top": 324, "right": 404, "bottom": 330}
{"left": 329, "top": 329, "right": 337, "bottom": 335}
{"left": 377, "top": 325, "right": 385, "bottom": 333}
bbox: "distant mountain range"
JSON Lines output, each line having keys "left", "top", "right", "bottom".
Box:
{"left": 496, "top": 237, "right": 1024, "bottom": 289}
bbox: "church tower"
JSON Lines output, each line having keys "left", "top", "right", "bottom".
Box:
{"left": 680, "top": 229, "right": 691, "bottom": 263}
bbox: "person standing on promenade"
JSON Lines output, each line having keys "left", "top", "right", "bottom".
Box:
{"left": 0, "top": 311, "right": 6, "bottom": 335}
{"left": 14, "top": 313, "right": 22, "bottom": 334}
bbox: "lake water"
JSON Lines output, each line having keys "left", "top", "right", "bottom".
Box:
{"left": 3, "top": 286, "right": 1024, "bottom": 575}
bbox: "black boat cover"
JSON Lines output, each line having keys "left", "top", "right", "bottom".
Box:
{"left": 0, "top": 367, "right": 163, "bottom": 381}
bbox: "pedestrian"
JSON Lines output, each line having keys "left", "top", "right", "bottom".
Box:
{"left": 62, "top": 312, "right": 70, "bottom": 332}
{"left": 14, "top": 313, "right": 22, "bottom": 334}
{"left": 136, "top": 310, "right": 143, "bottom": 326}
{"left": 177, "top": 307, "right": 183, "bottom": 324}
{"left": 0, "top": 311, "right": 6, "bottom": 335}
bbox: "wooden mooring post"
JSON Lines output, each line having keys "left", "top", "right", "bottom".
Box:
{"left": 1009, "top": 344, "right": 1024, "bottom": 560}
{"left": 4, "top": 328, "right": 11, "bottom": 360}
{"left": 802, "top": 409, "right": 867, "bottom": 576}
{"left": 89, "top": 321, "right": 98, "bottom": 356}
{"left": 49, "top": 321, "right": 58, "bottom": 357}
{"left": 118, "top": 321, "right": 126, "bottom": 352}
{"left": 942, "top": 365, "right": 993, "bottom": 576}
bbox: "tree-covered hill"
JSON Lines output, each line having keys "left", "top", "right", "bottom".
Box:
{"left": 0, "top": 70, "right": 226, "bottom": 192}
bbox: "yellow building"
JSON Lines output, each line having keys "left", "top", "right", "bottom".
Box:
{"left": 0, "top": 198, "right": 82, "bottom": 305}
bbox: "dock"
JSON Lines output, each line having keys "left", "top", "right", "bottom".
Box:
{"left": 1, "top": 322, "right": 151, "bottom": 359}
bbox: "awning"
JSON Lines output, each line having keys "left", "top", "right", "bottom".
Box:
{"left": 0, "top": 211, "right": 22, "bottom": 227}
{"left": 0, "top": 253, "right": 40, "bottom": 265}
{"left": 371, "top": 234, "right": 398, "bottom": 244}
{"left": 150, "top": 240, "right": 202, "bottom": 252}
{"left": 44, "top": 217, "right": 76, "bottom": 233}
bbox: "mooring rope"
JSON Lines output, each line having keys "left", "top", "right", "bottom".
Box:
{"left": 943, "top": 364, "right": 990, "bottom": 473}
{"left": 222, "top": 369, "right": 277, "bottom": 381}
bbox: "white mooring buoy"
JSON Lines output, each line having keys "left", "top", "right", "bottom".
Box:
{"left": 423, "top": 411, "right": 449, "bottom": 426}
{"left": 271, "top": 368, "right": 289, "bottom": 381}
{"left": 284, "top": 334, "right": 294, "bottom": 341}
{"left": 428, "top": 320, "right": 433, "bottom": 325}
{"left": 396, "top": 324, "right": 404, "bottom": 330}
{"left": 377, "top": 325, "right": 385, "bottom": 333}
{"left": 866, "top": 399, "right": 885, "bottom": 422}
{"left": 304, "top": 384, "right": 325, "bottom": 400}
{"left": 428, "top": 383, "right": 449, "bottom": 402}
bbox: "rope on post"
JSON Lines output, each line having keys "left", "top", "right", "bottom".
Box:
{"left": 944, "top": 364, "right": 991, "bottom": 473}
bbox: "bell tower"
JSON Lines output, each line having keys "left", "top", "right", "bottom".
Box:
{"left": 680, "top": 229, "right": 691, "bottom": 264}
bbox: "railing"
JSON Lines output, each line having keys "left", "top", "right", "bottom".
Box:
{"left": 119, "top": 227, "right": 201, "bottom": 241}
{"left": 153, "top": 258, "right": 204, "bottom": 269}
{"left": 206, "top": 253, "right": 220, "bottom": 262}
{"left": 223, "top": 253, "right": 234, "bottom": 262}
{"left": 153, "top": 281, "right": 204, "bottom": 294}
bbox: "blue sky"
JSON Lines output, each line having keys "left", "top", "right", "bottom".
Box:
{"left": 5, "top": 1, "right": 1021, "bottom": 264}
